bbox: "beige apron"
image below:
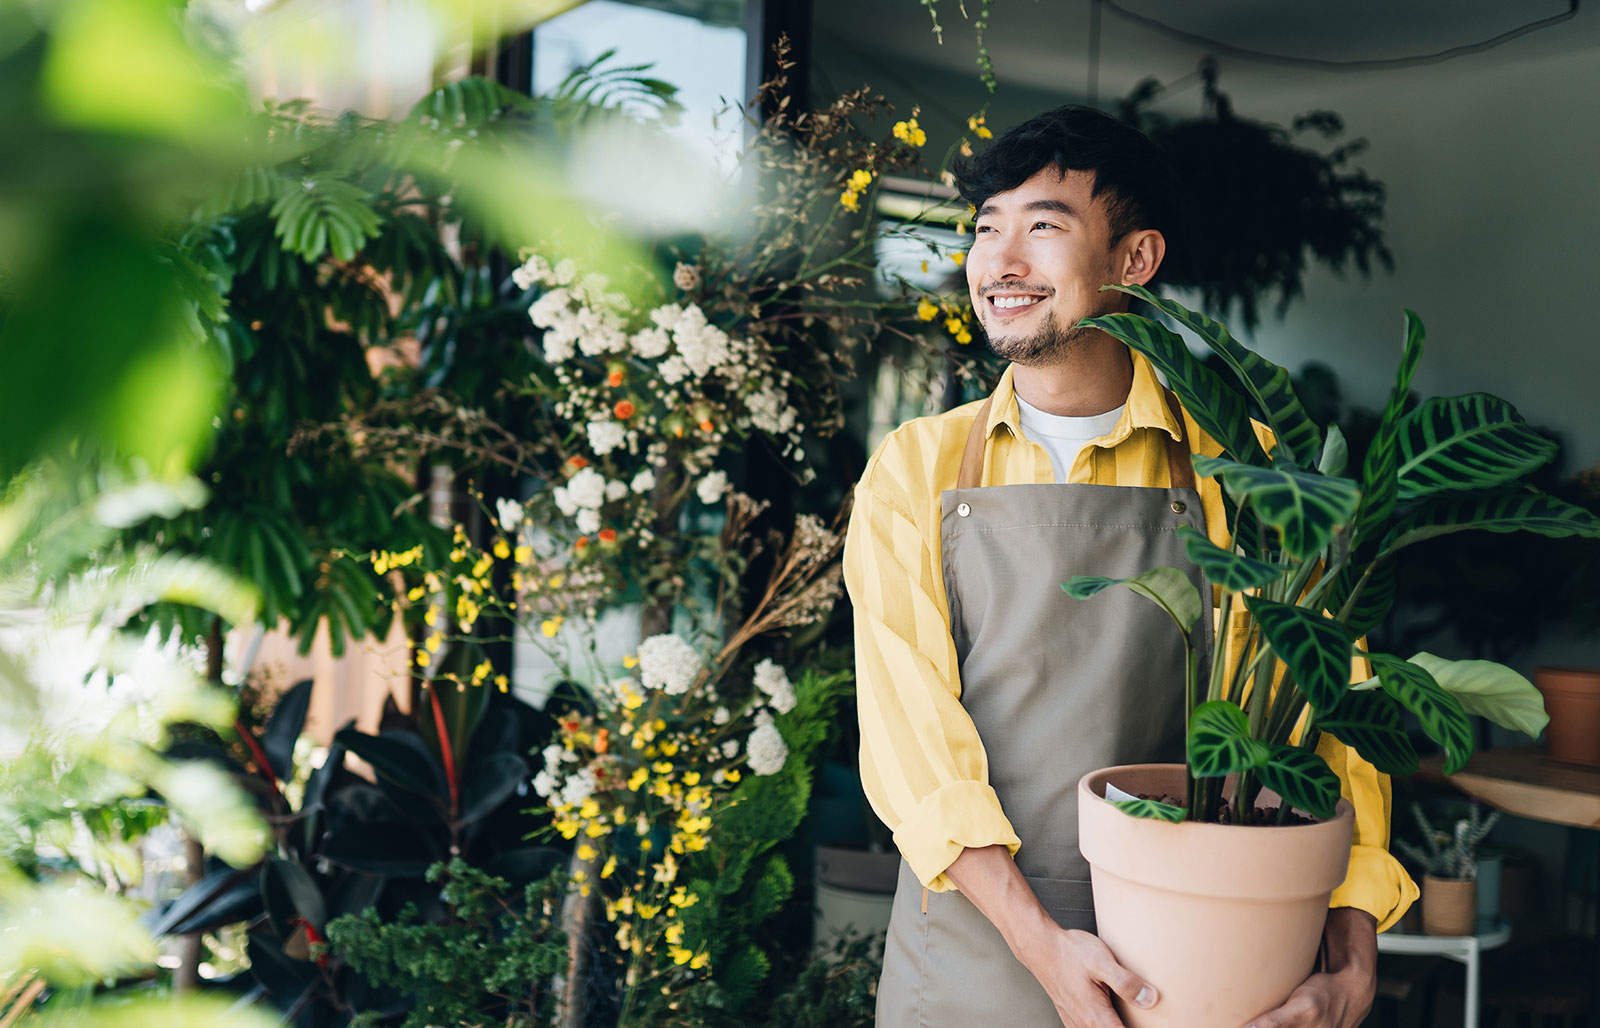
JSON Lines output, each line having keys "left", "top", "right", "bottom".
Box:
{"left": 876, "top": 391, "right": 1213, "bottom": 1027}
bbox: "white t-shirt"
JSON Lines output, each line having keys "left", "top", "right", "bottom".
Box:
{"left": 1016, "top": 395, "right": 1126, "bottom": 483}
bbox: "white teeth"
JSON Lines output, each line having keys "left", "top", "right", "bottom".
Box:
{"left": 991, "top": 295, "right": 1042, "bottom": 310}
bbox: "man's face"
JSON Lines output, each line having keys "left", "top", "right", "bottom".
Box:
{"left": 965, "top": 166, "right": 1125, "bottom": 365}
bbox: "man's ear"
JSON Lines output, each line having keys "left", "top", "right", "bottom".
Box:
{"left": 1118, "top": 229, "right": 1166, "bottom": 287}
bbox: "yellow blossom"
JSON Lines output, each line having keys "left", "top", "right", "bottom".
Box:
{"left": 628, "top": 767, "right": 649, "bottom": 791}
{"left": 967, "top": 113, "right": 993, "bottom": 139}
{"left": 493, "top": 538, "right": 511, "bottom": 559}
{"left": 951, "top": 251, "right": 966, "bottom": 266}
{"left": 666, "top": 923, "right": 684, "bottom": 946}
{"left": 848, "top": 168, "right": 872, "bottom": 191}
{"left": 636, "top": 902, "right": 660, "bottom": 919}
{"left": 548, "top": 574, "right": 565, "bottom": 588}
{"left": 514, "top": 544, "right": 532, "bottom": 563}
{"left": 957, "top": 328, "right": 973, "bottom": 344}
{"left": 916, "top": 297, "right": 939, "bottom": 321}
{"left": 670, "top": 946, "right": 693, "bottom": 965}
{"left": 839, "top": 189, "right": 860, "bottom": 212}
{"left": 959, "top": 138, "right": 973, "bottom": 158}
{"left": 423, "top": 607, "right": 437, "bottom": 626}
{"left": 682, "top": 771, "right": 701, "bottom": 786}
{"left": 892, "top": 117, "right": 927, "bottom": 147}
{"left": 579, "top": 798, "right": 600, "bottom": 819}
{"left": 945, "top": 317, "right": 963, "bottom": 335}
{"left": 689, "top": 951, "right": 709, "bottom": 970}
{"left": 725, "top": 769, "right": 741, "bottom": 783}
{"left": 652, "top": 761, "right": 673, "bottom": 774}
{"left": 616, "top": 894, "right": 634, "bottom": 915}
{"left": 555, "top": 819, "right": 579, "bottom": 839}
{"left": 670, "top": 887, "right": 697, "bottom": 909}
{"left": 622, "top": 654, "right": 639, "bottom": 669}
{"left": 654, "top": 853, "right": 678, "bottom": 884}
{"left": 585, "top": 821, "right": 608, "bottom": 837}
{"left": 406, "top": 585, "right": 426, "bottom": 601}
{"left": 542, "top": 617, "right": 563, "bottom": 638}
{"left": 424, "top": 633, "right": 441, "bottom": 653}
{"left": 495, "top": 674, "right": 509, "bottom": 692}
{"left": 659, "top": 741, "right": 679, "bottom": 757}
{"left": 472, "top": 554, "right": 492, "bottom": 578}
{"left": 577, "top": 843, "right": 598, "bottom": 861}
{"left": 639, "top": 838, "right": 653, "bottom": 852}
{"left": 602, "top": 855, "right": 618, "bottom": 879}
{"left": 415, "top": 650, "right": 430, "bottom": 668}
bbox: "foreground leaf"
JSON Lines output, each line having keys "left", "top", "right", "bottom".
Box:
{"left": 1384, "top": 489, "right": 1600, "bottom": 552}
{"left": 1109, "top": 797, "right": 1186, "bottom": 822}
{"left": 1064, "top": 566, "right": 1203, "bottom": 634}
{"left": 1257, "top": 745, "right": 1341, "bottom": 819}
{"left": 1109, "top": 284, "right": 1323, "bottom": 465}
{"left": 1188, "top": 701, "right": 1270, "bottom": 777}
{"left": 1193, "top": 455, "right": 1361, "bottom": 560}
{"left": 1178, "top": 525, "right": 1283, "bottom": 592}
{"left": 1245, "top": 597, "right": 1354, "bottom": 715}
{"left": 1318, "top": 689, "right": 1419, "bottom": 775}
{"left": 1396, "top": 394, "right": 1557, "bottom": 500}
{"left": 1369, "top": 653, "right": 1473, "bottom": 774}
{"left": 1408, "top": 652, "right": 1549, "bottom": 738}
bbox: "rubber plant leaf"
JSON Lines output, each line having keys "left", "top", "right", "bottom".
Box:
{"left": 1077, "top": 311, "right": 1270, "bottom": 466}
{"left": 1192, "top": 455, "right": 1361, "bottom": 560}
{"left": 1244, "top": 596, "right": 1355, "bottom": 716}
{"left": 1318, "top": 423, "right": 1350, "bottom": 478}
{"left": 1396, "top": 393, "right": 1557, "bottom": 500}
{"left": 1177, "top": 525, "right": 1283, "bottom": 592}
{"left": 260, "top": 856, "right": 327, "bottom": 938}
{"left": 1188, "top": 700, "right": 1271, "bottom": 778}
{"left": 1107, "top": 284, "right": 1323, "bottom": 466}
{"left": 333, "top": 726, "right": 445, "bottom": 801}
{"left": 1109, "top": 797, "right": 1187, "bottom": 823}
{"left": 1368, "top": 653, "right": 1474, "bottom": 774}
{"left": 1257, "top": 745, "right": 1341, "bottom": 820}
{"left": 1326, "top": 311, "right": 1424, "bottom": 626}
{"left": 260, "top": 678, "right": 313, "bottom": 783}
{"left": 1064, "top": 566, "right": 1203, "bottom": 636}
{"left": 1318, "top": 688, "right": 1420, "bottom": 776}
{"left": 1407, "top": 652, "right": 1549, "bottom": 738}
{"left": 1383, "top": 489, "right": 1600, "bottom": 553}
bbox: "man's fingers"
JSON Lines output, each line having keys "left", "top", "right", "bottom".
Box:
{"left": 1085, "top": 947, "right": 1157, "bottom": 1010}
{"left": 1243, "top": 987, "right": 1319, "bottom": 1028}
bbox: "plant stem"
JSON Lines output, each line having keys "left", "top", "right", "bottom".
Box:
{"left": 1184, "top": 640, "right": 1199, "bottom": 819}
{"left": 1208, "top": 596, "right": 1233, "bottom": 703}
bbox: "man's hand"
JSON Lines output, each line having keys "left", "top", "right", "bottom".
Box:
{"left": 944, "top": 846, "right": 1158, "bottom": 1028}
{"left": 1241, "top": 907, "right": 1378, "bottom": 1028}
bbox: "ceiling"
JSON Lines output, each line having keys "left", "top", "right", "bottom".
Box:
{"left": 814, "top": 0, "right": 1597, "bottom": 109}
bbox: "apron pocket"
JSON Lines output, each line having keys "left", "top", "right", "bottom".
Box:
{"left": 1025, "top": 874, "right": 1096, "bottom": 931}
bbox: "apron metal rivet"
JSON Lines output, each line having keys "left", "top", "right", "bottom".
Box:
{"left": 956, "top": 502, "right": 972, "bottom": 517}
{"left": 1171, "top": 500, "right": 1187, "bottom": 514}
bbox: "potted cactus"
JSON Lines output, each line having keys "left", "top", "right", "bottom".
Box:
{"left": 1396, "top": 803, "right": 1500, "bottom": 936}
{"left": 1064, "top": 286, "right": 1600, "bottom": 1028}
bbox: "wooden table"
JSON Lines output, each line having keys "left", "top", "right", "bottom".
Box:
{"left": 1423, "top": 745, "right": 1600, "bottom": 1020}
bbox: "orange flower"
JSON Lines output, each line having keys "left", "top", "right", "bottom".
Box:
{"left": 595, "top": 728, "right": 610, "bottom": 753}
{"left": 699, "top": 418, "right": 714, "bottom": 433}
{"left": 607, "top": 369, "right": 624, "bottom": 388}
{"left": 598, "top": 528, "right": 618, "bottom": 544}
{"left": 562, "top": 718, "right": 581, "bottom": 733}
{"left": 575, "top": 535, "right": 590, "bottom": 551}
{"left": 614, "top": 400, "right": 636, "bottom": 420}
{"left": 567, "top": 455, "right": 589, "bottom": 470}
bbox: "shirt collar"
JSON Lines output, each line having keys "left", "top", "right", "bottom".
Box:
{"left": 986, "top": 349, "right": 1184, "bottom": 445}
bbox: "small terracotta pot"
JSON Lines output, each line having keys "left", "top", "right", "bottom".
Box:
{"left": 1421, "top": 874, "right": 1477, "bottom": 936}
{"left": 1535, "top": 667, "right": 1600, "bottom": 766}
{"left": 1078, "top": 764, "right": 1354, "bottom": 1028}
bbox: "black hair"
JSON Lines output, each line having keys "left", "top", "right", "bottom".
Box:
{"left": 953, "top": 105, "right": 1178, "bottom": 245}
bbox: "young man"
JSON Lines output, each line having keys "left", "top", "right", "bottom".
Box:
{"left": 842, "top": 106, "right": 1416, "bottom": 1028}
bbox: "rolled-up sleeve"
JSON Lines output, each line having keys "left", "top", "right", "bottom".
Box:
{"left": 844, "top": 475, "right": 1020, "bottom": 892}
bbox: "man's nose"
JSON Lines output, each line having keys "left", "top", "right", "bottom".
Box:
{"left": 987, "top": 232, "right": 1030, "bottom": 280}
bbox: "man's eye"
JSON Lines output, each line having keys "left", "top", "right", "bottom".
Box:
{"left": 974, "top": 224, "right": 994, "bottom": 234}
{"left": 1032, "top": 221, "right": 1057, "bottom": 231}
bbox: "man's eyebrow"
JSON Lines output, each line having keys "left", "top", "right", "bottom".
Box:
{"left": 974, "top": 198, "right": 1079, "bottom": 219}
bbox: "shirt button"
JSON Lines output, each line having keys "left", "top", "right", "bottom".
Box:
{"left": 956, "top": 502, "right": 972, "bottom": 517}
{"left": 1171, "top": 500, "right": 1187, "bottom": 514}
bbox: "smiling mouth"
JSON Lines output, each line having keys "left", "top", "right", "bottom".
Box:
{"left": 985, "top": 292, "right": 1048, "bottom": 314}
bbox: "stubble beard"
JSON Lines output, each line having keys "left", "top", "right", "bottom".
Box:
{"left": 980, "top": 302, "right": 1106, "bottom": 366}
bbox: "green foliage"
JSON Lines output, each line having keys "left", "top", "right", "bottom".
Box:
{"left": 1395, "top": 802, "right": 1498, "bottom": 880}
{"left": 325, "top": 859, "right": 567, "bottom": 1028}
{"left": 1063, "top": 567, "right": 1203, "bottom": 635}
{"left": 1067, "top": 293, "right": 1591, "bottom": 824}
{"left": 1108, "top": 798, "right": 1186, "bottom": 823}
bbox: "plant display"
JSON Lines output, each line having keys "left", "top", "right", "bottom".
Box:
{"left": 1066, "top": 285, "right": 1600, "bottom": 824}
{"left": 153, "top": 672, "right": 562, "bottom": 1026}
{"left": 1396, "top": 803, "right": 1499, "bottom": 881}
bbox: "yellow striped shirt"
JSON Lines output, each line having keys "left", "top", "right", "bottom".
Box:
{"left": 843, "top": 352, "right": 1418, "bottom": 932}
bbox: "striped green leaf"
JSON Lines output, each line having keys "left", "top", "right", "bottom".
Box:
{"left": 1178, "top": 525, "right": 1283, "bottom": 592}
{"left": 1064, "top": 566, "right": 1203, "bottom": 634}
{"left": 1319, "top": 688, "right": 1420, "bottom": 776}
{"left": 1109, "top": 285, "right": 1323, "bottom": 466}
{"left": 1396, "top": 394, "right": 1557, "bottom": 500}
{"left": 1369, "top": 653, "right": 1474, "bottom": 774}
{"left": 1258, "top": 745, "right": 1341, "bottom": 819}
{"left": 1188, "top": 701, "right": 1271, "bottom": 777}
{"left": 1383, "top": 489, "right": 1600, "bottom": 553}
{"left": 1329, "top": 311, "right": 1424, "bottom": 620}
{"left": 1408, "top": 652, "right": 1549, "bottom": 739}
{"left": 1079, "top": 312, "right": 1270, "bottom": 466}
{"left": 1245, "top": 596, "right": 1354, "bottom": 715}
{"left": 1193, "top": 455, "right": 1361, "bottom": 560}
{"left": 1109, "top": 798, "right": 1187, "bottom": 823}
{"left": 1326, "top": 554, "right": 1396, "bottom": 634}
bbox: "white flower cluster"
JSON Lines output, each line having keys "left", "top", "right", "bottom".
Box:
{"left": 746, "top": 719, "right": 788, "bottom": 776}
{"left": 752, "top": 658, "right": 796, "bottom": 714}
{"left": 533, "top": 740, "right": 581, "bottom": 801}
{"left": 637, "top": 633, "right": 702, "bottom": 695}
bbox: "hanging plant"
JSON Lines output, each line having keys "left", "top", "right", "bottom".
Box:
{"left": 1118, "top": 58, "right": 1393, "bottom": 328}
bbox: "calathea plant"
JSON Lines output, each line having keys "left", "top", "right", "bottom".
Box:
{"left": 1066, "top": 285, "right": 1600, "bottom": 824}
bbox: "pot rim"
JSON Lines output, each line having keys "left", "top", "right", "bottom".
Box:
{"left": 1079, "top": 763, "right": 1355, "bottom": 830}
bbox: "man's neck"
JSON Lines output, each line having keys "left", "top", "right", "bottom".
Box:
{"left": 1010, "top": 337, "right": 1135, "bottom": 417}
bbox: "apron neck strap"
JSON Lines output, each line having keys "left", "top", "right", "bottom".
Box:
{"left": 955, "top": 387, "right": 1197, "bottom": 491}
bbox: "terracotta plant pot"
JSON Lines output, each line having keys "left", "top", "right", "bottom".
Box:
{"left": 1078, "top": 764, "right": 1354, "bottom": 1028}
{"left": 1421, "top": 874, "right": 1477, "bottom": 936}
{"left": 1535, "top": 667, "right": 1600, "bottom": 766}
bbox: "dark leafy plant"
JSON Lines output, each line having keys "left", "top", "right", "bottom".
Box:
{"left": 1065, "top": 286, "right": 1600, "bottom": 824}
{"left": 155, "top": 671, "right": 563, "bottom": 1027}
{"left": 1119, "top": 60, "right": 1392, "bottom": 329}
{"left": 324, "top": 858, "right": 566, "bottom": 1028}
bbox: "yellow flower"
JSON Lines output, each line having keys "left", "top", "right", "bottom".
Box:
{"left": 848, "top": 168, "right": 872, "bottom": 191}
{"left": 585, "top": 820, "right": 607, "bottom": 837}
{"left": 579, "top": 798, "right": 600, "bottom": 819}
{"left": 602, "top": 855, "right": 618, "bottom": 878}
{"left": 670, "top": 887, "right": 698, "bottom": 909}
{"left": 424, "top": 633, "right": 441, "bottom": 654}
{"left": 959, "top": 138, "right": 973, "bottom": 158}
{"left": 916, "top": 297, "right": 939, "bottom": 322}
{"left": 472, "top": 554, "right": 492, "bottom": 578}
{"left": 653, "top": 852, "right": 678, "bottom": 884}
{"left": 577, "top": 843, "right": 598, "bottom": 861}
{"left": 670, "top": 946, "right": 693, "bottom": 965}
{"left": 415, "top": 650, "right": 430, "bottom": 668}
{"left": 967, "top": 113, "right": 993, "bottom": 139}
{"left": 406, "top": 585, "right": 426, "bottom": 601}
{"left": 892, "top": 118, "right": 927, "bottom": 147}
{"left": 616, "top": 894, "right": 634, "bottom": 915}
{"left": 639, "top": 838, "right": 653, "bottom": 852}
{"left": 724, "top": 769, "right": 741, "bottom": 783}
{"left": 666, "top": 923, "right": 684, "bottom": 946}
{"left": 542, "top": 617, "right": 563, "bottom": 638}
{"left": 423, "top": 606, "right": 437, "bottom": 626}
{"left": 957, "top": 328, "right": 973, "bottom": 345}
{"left": 514, "top": 544, "right": 532, "bottom": 564}
{"left": 659, "top": 741, "right": 679, "bottom": 757}
{"left": 945, "top": 317, "right": 963, "bottom": 335}
{"left": 555, "top": 819, "right": 579, "bottom": 839}
{"left": 636, "top": 902, "right": 660, "bottom": 919}
{"left": 493, "top": 538, "right": 511, "bottom": 559}
{"left": 628, "top": 766, "right": 649, "bottom": 791}
{"left": 839, "top": 189, "right": 860, "bottom": 212}
{"left": 920, "top": 259, "right": 929, "bottom": 273}
{"left": 622, "top": 654, "right": 639, "bottom": 669}
{"left": 652, "top": 761, "right": 673, "bottom": 774}
{"left": 682, "top": 771, "right": 701, "bottom": 786}
{"left": 547, "top": 574, "right": 565, "bottom": 589}
{"left": 494, "top": 674, "right": 509, "bottom": 692}
{"left": 689, "top": 951, "right": 709, "bottom": 970}
{"left": 951, "top": 251, "right": 966, "bottom": 266}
